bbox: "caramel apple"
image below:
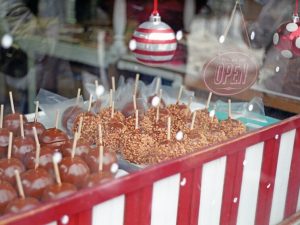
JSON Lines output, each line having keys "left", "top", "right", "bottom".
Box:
{"left": 0, "top": 181, "right": 17, "bottom": 214}
{"left": 84, "top": 171, "right": 113, "bottom": 188}
{"left": 61, "top": 137, "right": 91, "bottom": 158}
{"left": 4, "top": 170, "right": 40, "bottom": 214}
{"left": 3, "top": 92, "right": 28, "bottom": 136}
{"left": 121, "top": 98, "right": 146, "bottom": 118}
{"left": 42, "top": 154, "right": 77, "bottom": 202}
{"left": 0, "top": 132, "right": 25, "bottom": 185}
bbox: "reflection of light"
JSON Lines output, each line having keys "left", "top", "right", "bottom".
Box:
{"left": 176, "top": 131, "right": 184, "bottom": 141}
{"left": 151, "top": 96, "right": 160, "bottom": 107}
{"left": 148, "top": 32, "right": 175, "bottom": 40}
{"left": 96, "top": 85, "right": 105, "bottom": 97}
{"left": 248, "top": 104, "right": 254, "bottom": 112}
{"left": 176, "top": 30, "right": 183, "bottom": 41}
{"left": 53, "top": 152, "right": 62, "bottom": 163}
{"left": 129, "top": 39, "right": 137, "bottom": 51}
{"left": 219, "top": 35, "right": 225, "bottom": 44}
{"left": 110, "top": 163, "right": 119, "bottom": 174}
{"left": 275, "top": 66, "right": 280, "bottom": 72}
{"left": 250, "top": 31, "right": 255, "bottom": 40}
{"left": 209, "top": 110, "right": 215, "bottom": 118}
{"left": 1, "top": 34, "right": 13, "bottom": 49}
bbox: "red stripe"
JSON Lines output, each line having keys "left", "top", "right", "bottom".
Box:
{"left": 284, "top": 129, "right": 300, "bottom": 217}
{"left": 136, "top": 58, "right": 174, "bottom": 64}
{"left": 124, "top": 186, "right": 153, "bottom": 225}
{"left": 133, "top": 36, "right": 177, "bottom": 44}
{"left": 77, "top": 209, "right": 92, "bottom": 225}
{"left": 220, "top": 150, "right": 245, "bottom": 225}
{"left": 136, "top": 28, "right": 174, "bottom": 34}
{"left": 134, "top": 49, "right": 176, "bottom": 56}
{"left": 190, "top": 167, "right": 203, "bottom": 225}
{"left": 255, "top": 136, "right": 281, "bottom": 225}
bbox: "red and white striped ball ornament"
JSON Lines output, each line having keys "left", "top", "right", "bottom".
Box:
{"left": 130, "top": 13, "right": 177, "bottom": 64}
{"left": 273, "top": 1, "right": 300, "bottom": 59}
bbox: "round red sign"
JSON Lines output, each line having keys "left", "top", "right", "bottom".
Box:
{"left": 202, "top": 52, "right": 259, "bottom": 96}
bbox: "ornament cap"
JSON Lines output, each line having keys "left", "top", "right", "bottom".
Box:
{"left": 293, "top": 14, "right": 299, "bottom": 23}
{"left": 150, "top": 14, "right": 161, "bottom": 23}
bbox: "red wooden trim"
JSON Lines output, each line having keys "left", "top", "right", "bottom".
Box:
{"left": 136, "top": 28, "right": 174, "bottom": 34}
{"left": 124, "top": 186, "right": 153, "bottom": 225}
{"left": 255, "top": 136, "right": 281, "bottom": 225}
{"left": 1, "top": 116, "right": 300, "bottom": 225}
{"left": 190, "top": 167, "right": 203, "bottom": 225}
{"left": 220, "top": 150, "right": 246, "bottom": 225}
{"left": 133, "top": 36, "right": 177, "bottom": 44}
{"left": 77, "top": 209, "right": 92, "bottom": 225}
{"left": 133, "top": 49, "right": 176, "bottom": 56}
{"left": 284, "top": 128, "right": 300, "bottom": 217}
{"left": 57, "top": 214, "right": 78, "bottom": 225}
{"left": 137, "top": 58, "right": 173, "bottom": 64}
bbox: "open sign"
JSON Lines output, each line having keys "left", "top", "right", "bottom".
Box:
{"left": 202, "top": 52, "right": 258, "bottom": 96}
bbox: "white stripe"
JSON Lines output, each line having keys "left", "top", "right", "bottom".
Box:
{"left": 237, "top": 142, "right": 264, "bottom": 225}
{"left": 134, "top": 53, "right": 174, "bottom": 62}
{"left": 297, "top": 186, "right": 300, "bottom": 211}
{"left": 134, "top": 42, "right": 177, "bottom": 52}
{"left": 270, "top": 130, "right": 296, "bottom": 225}
{"left": 134, "top": 31, "right": 175, "bottom": 41}
{"left": 198, "top": 157, "right": 227, "bottom": 225}
{"left": 151, "top": 174, "right": 180, "bottom": 225}
{"left": 45, "top": 222, "right": 57, "bottom": 225}
{"left": 92, "top": 195, "right": 125, "bottom": 225}
{"left": 139, "top": 21, "right": 172, "bottom": 30}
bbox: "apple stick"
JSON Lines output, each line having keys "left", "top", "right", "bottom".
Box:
{"left": 34, "top": 101, "right": 39, "bottom": 123}
{"left": 155, "top": 77, "right": 161, "bottom": 95}
{"left": 112, "top": 76, "right": 116, "bottom": 92}
{"left": 133, "top": 95, "right": 137, "bottom": 111}
{"left": 71, "top": 132, "right": 78, "bottom": 159}
{"left": 33, "top": 127, "right": 40, "bottom": 169}
{"left": 111, "top": 101, "right": 115, "bottom": 118}
{"left": 135, "top": 110, "right": 139, "bottom": 130}
{"left": 98, "top": 145, "right": 104, "bottom": 172}
{"left": 7, "top": 132, "right": 12, "bottom": 160}
{"left": 205, "top": 92, "right": 212, "bottom": 109}
{"left": 54, "top": 110, "right": 60, "bottom": 129}
{"left": 133, "top": 73, "right": 140, "bottom": 96}
{"left": 177, "top": 86, "right": 184, "bottom": 104}
{"left": 19, "top": 114, "right": 24, "bottom": 139}
{"left": 0, "top": 104, "right": 3, "bottom": 129}
{"left": 9, "top": 91, "right": 15, "bottom": 114}
{"left": 167, "top": 117, "right": 171, "bottom": 141}
{"left": 191, "top": 111, "right": 197, "bottom": 130}
{"left": 98, "top": 124, "right": 103, "bottom": 146}
{"left": 52, "top": 157, "right": 62, "bottom": 185}
{"left": 109, "top": 89, "right": 113, "bottom": 108}
{"left": 87, "top": 94, "right": 93, "bottom": 112}
{"left": 75, "top": 88, "right": 81, "bottom": 105}
{"left": 228, "top": 99, "right": 232, "bottom": 119}
{"left": 14, "top": 170, "right": 25, "bottom": 199}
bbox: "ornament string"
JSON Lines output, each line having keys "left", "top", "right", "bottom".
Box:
{"left": 238, "top": 1, "right": 252, "bottom": 48}
{"left": 153, "top": 0, "right": 159, "bottom": 15}
{"left": 295, "top": 0, "right": 299, "bottom": 16}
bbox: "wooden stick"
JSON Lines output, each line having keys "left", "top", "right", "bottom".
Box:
{"left": 155, "top": 77, "right": 161, "bottom": 95}
{"left": 34, "top": 101, "right": 39, "bottom": 123}
{"left": 19, "top": 114, "right": 24, "bottom": 139}
{"left": 75, "top": 88, "right": 81, "bottom": 105}
{"left": 71, "top": 132, "right": 78, "bottom": 159}
{"left": 177, "top": 86, "right": 184, "bottom": 104}
{"left": 191, "top": 111, "right": 197, "bottom": 130}
{"left": 0, "top": 104, "right": 3, "bottom": 129}
{"left": 98, "top": 124, "right": 103, "bottom": 145}
{"left": 228, "top": 99, "right": 232, "bottom": 119}
{"left": 77, "top": 116, "right": 83, "bottom": 137}
{"left": 53, "top": 156, "right": 62, "bottom": 185}
{"left": 205, "top": 92, "right": 212, "bottom": 109}
{"left": 32, "top": 127, "right": 40, "bottom": 169}
{"left": 88, "top": 95, "right": 93, "bottom": 112}
{"left": 112, "top": 76, "right": 116, "bottom": 92}
{"left": 54, "top": 110, "right": 60, "bottom": 129}
{"left": 133, "top": 73, "right": 140, "bottom": 96}
{"left": 98, "top": 145, "right": 104, "bottom": 172}
{"left": 109, "top": 89, "right": 113, "bottom": 108}
{"left": 135, "top": 110, "right": 139, "bottom": 130}
{"left": 7, "top": 132, "right": 12, "bottom": 160}
{"left": 14, "top": 170, "right": 25, "bottom": 199}
{"left": 111, "top": 101, "right": 115, "bottom": 118}
{"left": 9, "top": 91, "right": 15, "bottom": 114}
{"left": 167, "top": 117, "right": 171, "bottom": 141}
{"left": 133, "top": 95, "right": 137, "bottom": 111}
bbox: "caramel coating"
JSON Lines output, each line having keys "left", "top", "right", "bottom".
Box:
{"left": 0, "top": 158, "right": 25, "bottom": 185}
{"left": 5, "top": 197, "right": 40, "bottom": 214}
{"left": 0, "top": 181, "right": 17, "bottom": 214}
{"left": 42, "top": 183, "right": 77, "bottom": 202}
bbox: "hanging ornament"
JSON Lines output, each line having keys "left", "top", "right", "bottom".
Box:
{"left": 130, "top": 0, "right": 177, "bottom": 64}
{"left": 273, "top": 0, "right": 300, "bottom": 59}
